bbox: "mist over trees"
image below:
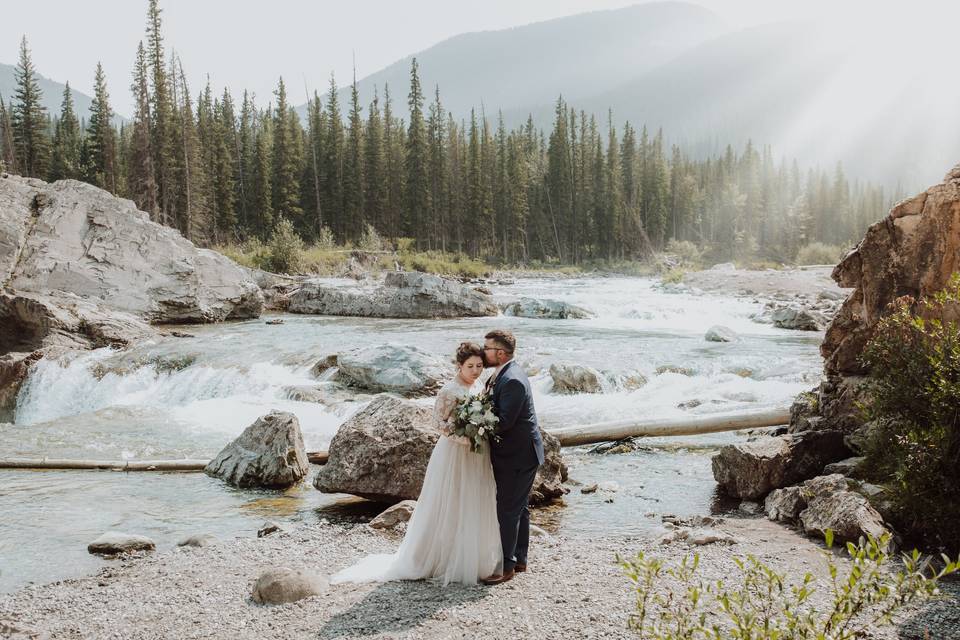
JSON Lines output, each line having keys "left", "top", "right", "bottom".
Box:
{"left": 0, "top": 1, "right": 895, "bottom": 265}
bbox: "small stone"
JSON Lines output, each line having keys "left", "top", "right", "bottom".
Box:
{"left": 258, "top": 521, "right": 283, "bottom": 538}
{"left": 177, "top": 534, "right": 219, "bottom": 548}
{"left": 580, "top": 484, "right": 598, "bottom": 494}
{"left": 251, "top": 567, "right": 329, "bottom": 605}
{"left": 705, "top": 325, "right": 738, "bottom": 342}
{"left": 738, "top": 501, "right": 761, "bottom": 515}
{"left": 368, "top": 500, "right": 417, "bottom": 531}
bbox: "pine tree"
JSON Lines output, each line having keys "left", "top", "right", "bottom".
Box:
{"left": 465, "top": 109, "right": 482, "bottom": 257}
{"left": 382, "top": 84, "right": 404, "bottom": 238}
{"left": 270, "top": 77, "right": 303, "bottom": 223}
{"left": 364, "top": 87, "right": 387, "bottom": 234}
{"left": 85, "top": 62, "right": 119, "bottom": 192}
{"left": 237, "top": 90, "right": 255, "bottom": 233}
{"left": 322, "top": 73, "right": 344, "bottom": 239}
{"left": 11, "top": 37, "right": 49, "bottom": 178}
{"left": 251, "top": 109, "right": 273, "bottom": 237}
{"left": 302, "top": 91, "right": 323, "bottom": 238}
{"left": 426, "top": 87, "right": 447, "bottom": 251}
{"left": 145, "top": 0, "right": 177, "bottom": 227}
{"left": 343, "top": 68, "right": 365, "bottom": 240}
{"left": 0, "top": 97, "right": 17, "bottom": 173}
{"left": 404, "top": 59, "right": 430, "bottom": 247}
{"left": 172, "top": 57, "right": 209, "bottom": 242}
{"left": 49, "top": 83, "right": 82, "bottom": 181}
{"left": 128, "top": 41, "right": 159, "bottom": 219}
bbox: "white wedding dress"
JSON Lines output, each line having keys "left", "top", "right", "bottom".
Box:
{"left": 331, "top": 378, "right": 503, "bottom": 586}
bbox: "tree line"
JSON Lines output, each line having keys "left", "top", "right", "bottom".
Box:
{"left": 0, "top": 0, "right": 896, "bottom": 264}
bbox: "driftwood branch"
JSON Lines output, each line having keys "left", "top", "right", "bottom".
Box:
{"left": 0, "top": 451, "right": 331, "bottom": 471}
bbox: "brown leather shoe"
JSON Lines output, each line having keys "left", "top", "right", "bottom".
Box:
{"left": 514, "top": 563, "right": 527, "bottom": 573}
{"left": 481, "top": 569, "right": 515, "bottom": 585}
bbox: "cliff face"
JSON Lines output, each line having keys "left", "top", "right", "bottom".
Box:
{"left": 822, "top": 164, "right": 960, "bottom": 375}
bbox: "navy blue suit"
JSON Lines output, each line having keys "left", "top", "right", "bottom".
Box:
{"left": 489, "top": 361, "right": 544, "bottom": 572}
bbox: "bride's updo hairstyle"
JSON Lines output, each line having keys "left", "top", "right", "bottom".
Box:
{"left": 454, "top": 341, "right": 484, "bottom": 365}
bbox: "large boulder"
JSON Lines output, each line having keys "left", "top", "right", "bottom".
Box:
{"left": 704, "top": 325, "right": 738, "bottom": 342}
{"left": 822, "top": 165, "right": 960, "bottom": 376}
{"left": 288, "top": 271, "right": 498, "bottom": 318}
{"left": 204, "top": 411, "right": 309, "bottom": 489}
{"left": 314, "top": 395, "right": 565, "bottom": 505}
{"left": 0, "top": 175, "right": 263, "bottom": 324}
{"left": 335, "top": 344, "right": 449, "bottom": 395}
{"left": 799, "top": 488, "right": 889, "bottom": 543}
{"left": 772, "top": 306, "right": 828, "bottom": 331}
{"left": 711, "top": 430, "right": 850, "bottom": 500}
{"left": 501, "top": 297, "right": 593, "bottom": 320}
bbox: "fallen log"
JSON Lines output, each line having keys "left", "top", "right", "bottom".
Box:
{"left": 549, "top": 407, "right": 791, "bottom": 447}
{"left": 0, "top": 451, "right": 331, "bottom": 471}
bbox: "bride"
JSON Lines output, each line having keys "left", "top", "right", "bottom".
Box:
{"left": 331, "top": 342, "right": 503, "bottom": 585}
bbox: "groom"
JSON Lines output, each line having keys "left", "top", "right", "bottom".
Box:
{"left": 481, "top": 329, "right": 544, "bottom": 585}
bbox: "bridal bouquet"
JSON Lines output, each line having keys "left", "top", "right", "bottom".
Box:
{"left": 451, "top": 391, "right": 500, "bottom": 453}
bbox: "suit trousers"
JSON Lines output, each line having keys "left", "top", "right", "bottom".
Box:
{"left": 492, "top": 462, "right": 539, "bottom": 572}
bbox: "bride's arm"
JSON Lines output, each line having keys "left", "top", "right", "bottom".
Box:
{"left": 433, "top": 387, "right": 457, "bottom": 435}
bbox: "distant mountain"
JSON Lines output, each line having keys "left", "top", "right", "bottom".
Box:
{"left": 565, "top": 20, "right": 960, "bottom": 188}
{"left": 0, "top": 62, "right": 127, "bottom": 124}
{"left": 301, "top": 1, "right": 726, "bottom": 121}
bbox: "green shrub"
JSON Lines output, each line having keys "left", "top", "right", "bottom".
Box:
{"left": 265, "top": 218, "right": 305, "bottom": 274}
{"left": 662, "top": 267, "right": 686, "bottom": 285}
{"left": 860, "top": 275, "right": 960, "bottom": 551}
{"left": 796, "top": 242, "right": 842, "bottom": 265}
{"left": 316, "top": 226, "right": 336, "bottom": 251}
{"left": 357, "top": 224, "right": 391, "bottom": 252}
{"left": 620, "top": 531, "right": 957, "bottom": 639}
{"left": 665, "top": 239, "right": 702, "bottom": 266}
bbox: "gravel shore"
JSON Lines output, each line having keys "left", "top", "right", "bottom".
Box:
{"left": 1, "top": 516, "right": 956, "bottom": 640}
{"left": 682, "top": 265, "right": 846, "bottom": 299}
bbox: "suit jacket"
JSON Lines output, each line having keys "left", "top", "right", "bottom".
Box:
{"left": 489, "top": 361, "right": 545, "bottom": 470}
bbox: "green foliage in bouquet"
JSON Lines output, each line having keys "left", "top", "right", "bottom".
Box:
{"left": 451, "top": 392, "right": 500, "bottom": 453}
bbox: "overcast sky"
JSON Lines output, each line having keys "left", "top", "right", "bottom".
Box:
{"left": 0, "top": 1, "right": 933, "bottom": 115}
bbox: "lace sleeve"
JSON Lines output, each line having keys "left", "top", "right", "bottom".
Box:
{"left": 433, "top": 387, "right": 459, "bottom": 435}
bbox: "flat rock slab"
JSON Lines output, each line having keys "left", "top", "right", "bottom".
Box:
{"left": 87, "top": 532, "right": 156, "bottom": 555}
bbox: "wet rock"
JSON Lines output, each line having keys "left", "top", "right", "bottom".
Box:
{"left": 369, "top": 500, "right": 417, "bottom": 531}
{"left": 787, "top": 390, "right": 820, "bottom": 433}
{"left": 87, "top": 532, "right": 156, "bottom": 555}
{"left": 610, "top": 371, "right": 648, "bottom": 391}
{"left": 738, "top": 500, "right": 762, "bottom": 515}
{"left": 310, "top": 354, "right": 339, "bottom": 378}
{"left": 251, "top": 567, "right": 330, "bottom": 605}
{"left": 204, "top": 411, "right": 309, "bottom": 489}
{"left": 0, "top": 350, "right": 43, "bottom": 422}
{"left": 549, "top": 363, "right": 604, "bottom": 394}
{"left": 588, "top": 438, "right": 646, "bottom": 455}
{"left": 597, "top": 481, "right": 620, "bottom": 493}
{"left": 336, "top": 344, "right": 449, "bottom": 395}
{"left": 288, "top": 271, "right": 498, "bottom": 318}
{"left": 315, "top": 395, "right": 565, "bottom": 505}
{"left": 772, "top": 305, "right": 828, "bottom": 331}
{"left": 705, "top": 325, "right": 738, "bottom": 342}
{"left": 501, "top": 297, "right": 593, "bottom": 320}
{"left": 711, "top": 431, "right": 850, "bottom": 500}
{"left": 656, "top": 365, "right": 696, "bottom": 376}
{"left": 176, "top": 534, "right": 219, "bottom": 548}
{"left": 1, "top": 175, "right": 262, "bottom": 323}
{"left": 581, "top": 484, "right": 598, "bottom": 494}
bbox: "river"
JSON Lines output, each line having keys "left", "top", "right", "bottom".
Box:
{"left": 0, "top": 276, "right": 822, "bottom": 593}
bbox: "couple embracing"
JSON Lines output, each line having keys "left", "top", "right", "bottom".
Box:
{"left": 333, "top": 329, "right": 544, "bottom": 586}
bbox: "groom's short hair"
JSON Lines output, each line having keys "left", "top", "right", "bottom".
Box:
{"left": 485, "top": 329, "right": 516, "bottom": 355}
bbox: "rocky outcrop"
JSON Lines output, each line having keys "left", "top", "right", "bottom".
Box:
{"left": 0, "top": 291, "right": 155, "bottom": 420}
{"left": 204, "top": 411, "right": 309, "bottom": 489}
{"left": 1, "top": 175, "right": 263, "bottom": 324}
{"left": 765, "top": 474, "right": 889, "bottom": 543}
{"left": 288, "top": 271, "right": 498, "bottom": 318}
{"left": 711, "top": 430, "right": 849, "bottom": 500}
{"left": 501, "top": 297, "right": 593, "bottom": 320}
{"left": 314, "top": 395, "right": 566, "bottom": 505}
{"left": 335, "top": 344, "right": 449, "bottom": 395}
{"left": 823, "top": 164, "right": 960, "bottom": 376}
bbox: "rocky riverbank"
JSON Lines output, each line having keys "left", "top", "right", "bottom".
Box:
{"left": 1, "top": 517, "right": 955, "bottom": 640}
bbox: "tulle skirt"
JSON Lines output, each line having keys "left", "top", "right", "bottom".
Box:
{"left": 331, "top": 436, "right": 503, "bottom": 586}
